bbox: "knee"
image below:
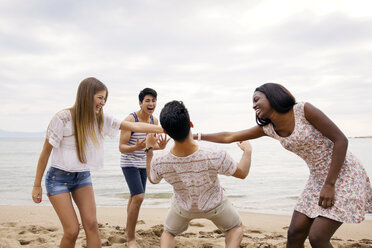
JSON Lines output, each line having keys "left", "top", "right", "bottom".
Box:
{"left": 226, "top": 225, "right": 243, "bottom": 242}
{"left": 308, "top": 231, "right": 328, "bottom": 247}
{"left": 160, "top": 231, "right": 176, "bottom": 247}
{"left": 234, "top": 226, "right": 243, "bottom": 241}
{"left": 82, "top": 218, "right": 99, "bottom": 232}
{"left": 287, "top": 226, "right": 297, "bottom": 241}
{"left": 64, "top": 225, "right": 80, "bottom": 241}
{"left": 230, "top": 225, "right": 243, "bottom": 238}
{"left": 287, "top": 226, "right": 306, "bottom": 243}
{"left": 131, "top": 194, "right": 145, "bottom": 206}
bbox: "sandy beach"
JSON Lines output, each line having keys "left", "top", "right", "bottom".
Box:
{"left": 0, "top": 205, "right": 371, "bottom": 247}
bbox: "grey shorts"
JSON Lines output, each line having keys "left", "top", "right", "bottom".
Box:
{"left": 164, "top": 198, "right": 242, "bottom": 236}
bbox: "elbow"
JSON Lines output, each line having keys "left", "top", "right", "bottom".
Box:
{"left": 343, "top": 135, "right": 348, "bottom": 148}
{"left": 233, "top": 168, "right": 249, "bottom": 179}
{"left": 240, "top": 171, "right": 249, "bottom": 179}
{"left": 119, "top": 145, "right": 125, "bottom": 153}
{"left": 237, "top": 174, "right": 248, "bottom": 179}
{"left": 222, "top": 135, "right": 235, "bottom": 143}
{"left": 331, "top": 132, "right": 348, "bottom": 152}
{"left": 337, "top": 134, "right": 348, "bottom": 150}
{"left": 147, "top": 177, "right": 157, "bottom": 184}
{"left": 119, "top": 144, "right": 132, "bottom": 153}
{"left": 212, "top": 133, "right": 234, "bottom": 143}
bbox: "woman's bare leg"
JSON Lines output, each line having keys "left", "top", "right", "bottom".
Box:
{"left": 49, "top": 193, "right": 80, "bottom": 248}
{"left": 72, "top": 185, "right": 101, "bottom": 248}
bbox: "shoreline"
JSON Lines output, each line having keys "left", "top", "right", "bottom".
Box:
{"left": 1, "top": 205, "right": 371, "bottom": 247}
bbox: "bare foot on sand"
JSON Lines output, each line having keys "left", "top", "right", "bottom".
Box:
{"left": 127, "top": 240, "right": 140, "bottom": 248}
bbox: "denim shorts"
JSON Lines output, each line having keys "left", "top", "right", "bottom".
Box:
{"left": 45, "top": 167, "right": 92, "bottom": 197}
{"left": 121, "top": 167, "right": 147, "bottom": 196}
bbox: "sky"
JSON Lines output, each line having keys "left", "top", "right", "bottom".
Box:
{"left": 1, "top": 0, "right": 371, "bottom": 137}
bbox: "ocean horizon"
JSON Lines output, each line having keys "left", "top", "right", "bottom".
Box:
{"left": 0, "top": 136, "right": 371, "bottom": 220}
{"left": 1, "top": 129, "right": 371, "bottom": 139}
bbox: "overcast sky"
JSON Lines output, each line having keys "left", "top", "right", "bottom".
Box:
{"left": 1, "top": 0, "right": 371, "bottom": 136}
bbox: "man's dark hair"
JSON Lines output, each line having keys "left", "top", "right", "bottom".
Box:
{"left": 160, "top": 101, "right": 190, "bottom": 142}
{"left": 139, "top": 88, "right": 157, "bottom": 102}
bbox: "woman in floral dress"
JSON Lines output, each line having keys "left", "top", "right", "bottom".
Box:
{"left": 196, "top": 83, "right": 372, "bottom": 247}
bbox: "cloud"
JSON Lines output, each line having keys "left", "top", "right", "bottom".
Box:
{"left": 0, "top": 0, "right": 371, "bottom": 136}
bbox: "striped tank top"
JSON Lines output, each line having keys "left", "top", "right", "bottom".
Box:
{"left": 120, "top": 112, "right": 154, "bottom": 168}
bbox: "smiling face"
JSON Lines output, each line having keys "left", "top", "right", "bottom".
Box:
{"left": 94, "top": 90, "right": 107, "bottom": 114}
{"left": 252, "top": 91, "right": 272, "bottom": 119}
{"left": 140, "top": 94, "right": 157, "bottom": 114}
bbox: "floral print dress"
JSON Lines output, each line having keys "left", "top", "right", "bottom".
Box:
{"left": 262, "top": 102, "right": 372, "bottom": 223}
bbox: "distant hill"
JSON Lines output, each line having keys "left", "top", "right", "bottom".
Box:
{"left": 0, "top": 129, "right": 44, "bottom": 138}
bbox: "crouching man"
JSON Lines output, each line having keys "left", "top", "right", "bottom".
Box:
{"left": 145, "top": 100, "right": 252, "bottom": 248}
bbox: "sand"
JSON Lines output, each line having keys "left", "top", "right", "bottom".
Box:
{"left": 0, "top": 205, "right": 371, "bottom": 247}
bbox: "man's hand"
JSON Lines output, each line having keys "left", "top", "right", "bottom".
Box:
{"left": 146, "top": 133, "right": 159, "bottom": 148}
{"left": 237, "top": 140, "right": 252, "bottom": 153}
{"left": 157, "top": 134, "right": 170, "bottom": 150}
{"left": 135, "top": 137, "right": 146, "bottom": 150}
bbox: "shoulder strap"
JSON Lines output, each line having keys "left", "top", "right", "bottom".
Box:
{"left": 294, "top": 102, "right": 307, "bottom": 123}
{"left": 131, "top": 112, "right": 139, "bottom": 122}
{"left": 129, "top": 112, "right": 139, "bottom": 135}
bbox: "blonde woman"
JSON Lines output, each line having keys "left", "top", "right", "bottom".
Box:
{"left": 32, "top": 77, "right": 163, "bottom": 248}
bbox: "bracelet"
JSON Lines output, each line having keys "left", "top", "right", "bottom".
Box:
{"left": 197, "top": 133, "right": 202, "bottom": 141}
{"left": 145, "top": 147, "right": 153, "bottom": 153}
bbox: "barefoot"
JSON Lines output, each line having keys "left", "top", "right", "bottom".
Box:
{"left": 127, "top": 240, "right": 140, "bottom": 248}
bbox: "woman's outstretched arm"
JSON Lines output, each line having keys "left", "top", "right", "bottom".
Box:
{"left": 198, "top": 125, "right": 266, "bottom": 143}
{"left": 120, "top": 120, "right": 163, "bottom": 133}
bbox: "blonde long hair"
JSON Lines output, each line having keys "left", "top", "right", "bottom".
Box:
{"left": 70, "top": 77, "right": 108, "bottom": 163}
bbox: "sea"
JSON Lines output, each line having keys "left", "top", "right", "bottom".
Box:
{"left": 0, "top": 136, "right": 371, "bottom": 220}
